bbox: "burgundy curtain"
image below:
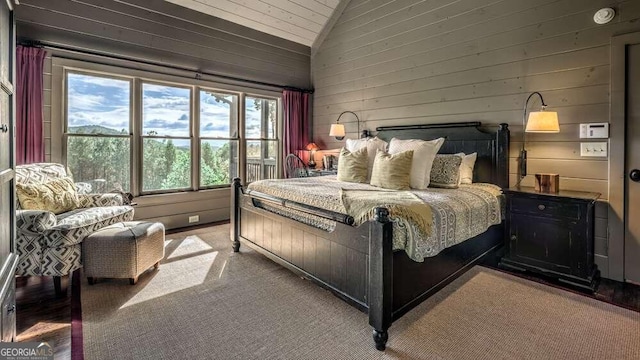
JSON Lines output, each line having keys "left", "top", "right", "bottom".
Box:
{"left": 16, "top": 45, "right": 47, "bottom": 165}
{"left": 282, "top": 89, "right": 310, "bottom": 167}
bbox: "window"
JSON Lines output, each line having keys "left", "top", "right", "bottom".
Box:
{"left": 62, "top": 64, "right": 280, "bottom": 195}
{"left": 199, "top": 90, "right": 239, "bottom": 187}
{"left": 65, "top": 72, "right": 131, "bottom": 192}
{"left": 245, "top": 96, "right": 278, "bottom": 183}
{"left": 141, "top": 83, "right": 192, "bottom": 192}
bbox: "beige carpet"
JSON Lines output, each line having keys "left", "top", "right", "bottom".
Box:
{"left": 80, "top": 224, "right": 640, "bottom": 360}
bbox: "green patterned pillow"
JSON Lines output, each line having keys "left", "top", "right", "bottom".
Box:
{"left": 337, "top": 147, "right": 368, "bottom": 183}
{"left": 16, "top": 176, "right": 80, "bottom": 214}
{"left": 430, "top": 154, "right": 464, "bottom": 189}
{"left": 370, "top": 150, "right": 414, "bottom": 190}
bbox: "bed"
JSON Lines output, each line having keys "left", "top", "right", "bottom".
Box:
{"left": 230, "top": 122, "right": 510, "bottom": 350}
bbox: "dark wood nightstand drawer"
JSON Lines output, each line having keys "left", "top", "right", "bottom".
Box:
{"left": 510, "top": 197, "right": 581, "bottom": 220}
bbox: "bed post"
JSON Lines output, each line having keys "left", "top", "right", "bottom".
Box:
{"left": 496, "top": 123, "right": 510, "bottom": 189}
{"left": 231, "top": 177, "right": 242, "bottom": 252}
{"left": 369, "top": 207, "right": 393, "bottom": 351}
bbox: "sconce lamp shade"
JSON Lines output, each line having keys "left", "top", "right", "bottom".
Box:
{"left": 329, "top": 124, "right": 346, "bottom": 139}
{"left": 305, "top": 142, "right": 320, "bottom": 151}
{"left": 525, "top": 111, "right": 560, "bottom": 133}
{"left": 518, "top": 92, "right": 560, "bottom": 188}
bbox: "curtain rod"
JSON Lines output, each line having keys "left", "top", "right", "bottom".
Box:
{"left": 17, "top": 39, "right": 314, "bottom": 94}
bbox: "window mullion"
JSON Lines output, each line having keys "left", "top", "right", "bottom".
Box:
{"left": 239, "top": 93, "right": 246, "bottom": 184}
{"left": 132, "top": 77, "right": 141, "bottom": 197}
{"left": 192, "top": 86, "right": 199, "bottom": 191}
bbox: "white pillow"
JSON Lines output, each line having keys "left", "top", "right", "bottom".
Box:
{"left": 345, "top": 137, "right": 388, "bottom": 179}
{"left": 388, "top": 137, "right": 445, "bottom": 189}
{"left": 458, "top": 152, "right": 477, "bottom": 184}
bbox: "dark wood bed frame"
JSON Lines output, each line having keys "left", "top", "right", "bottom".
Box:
{"left": 230, "top": 122, "right": 509, "bottom": 351}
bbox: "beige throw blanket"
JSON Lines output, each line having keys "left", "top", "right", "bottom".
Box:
{"left": 340, "top": 189, "right": 433, "bottom": 239}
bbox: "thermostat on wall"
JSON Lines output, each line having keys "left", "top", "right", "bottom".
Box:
{"left": 579, "top": 123, "right": 609, "bottom": 139}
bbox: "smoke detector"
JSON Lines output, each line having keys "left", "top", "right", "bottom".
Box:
{"left": 593, "top": 8, "right": 615, "bottom": 24}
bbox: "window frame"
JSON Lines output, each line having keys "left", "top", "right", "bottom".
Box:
{"left": 56, "top": 57, "right": 282, "bottom": 197}
{"left": 62, "top": 69, "right": 134, "bottom": 193}
{"left": 244, "top": 94, "right": 280, "bottom": 184}
{"left": 197, "top": 87, "right": 242, "bottom": 190}
{"left": 139, "top": 79, "right": 194, "bottom": 195}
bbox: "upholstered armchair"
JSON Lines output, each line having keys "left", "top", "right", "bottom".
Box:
{"left": 15, "top": 163, "right": 134, "bottom": 295}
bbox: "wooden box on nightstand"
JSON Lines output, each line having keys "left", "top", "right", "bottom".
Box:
{"left": 499, "top": 187, "right": 600, "bottom": 291}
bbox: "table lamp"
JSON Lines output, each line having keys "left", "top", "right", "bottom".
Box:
{"left": 306, "top": 142, "right": 320, "bottom": 168}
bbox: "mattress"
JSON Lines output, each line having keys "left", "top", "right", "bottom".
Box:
{"left": 247, "top": 176, "right": 503, "bottom": 262}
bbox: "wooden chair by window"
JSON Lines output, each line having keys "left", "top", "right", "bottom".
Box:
{"left": 285, "top": 153, "right": 309, "bottom": 178}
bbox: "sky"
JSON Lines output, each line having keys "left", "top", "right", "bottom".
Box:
{"left": 66, "top": 72, "right": 273, "bottom": 139}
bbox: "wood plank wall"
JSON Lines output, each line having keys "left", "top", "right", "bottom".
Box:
{"left": 15, "top": 0, "right": 311, "bottom": 230}
{"left": 312, "top": 0, "right": 640, "bottom": 279}
{"left": 15, "top": 0, "right": 310, "bottom": 88}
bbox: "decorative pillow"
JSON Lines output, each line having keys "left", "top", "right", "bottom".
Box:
{"left": 370, "top": 150, "right": 414, "bottom": 190}
{"left": 337, "top": 147, "right": 368, "bottom": 183}
{"left": 16, "top": 176, "right": 80, "bottom": 214}
{"left": 458, "top": 152, "right": 477, "bottom": 184}
{"left": 430, "top": 154, "right": 464, "bottom": 189}
{"left": 345, "top": 137, "right": 388, "bottom": 180}
{"left": 388, "top": 137, "right": 445, "bottom": 189}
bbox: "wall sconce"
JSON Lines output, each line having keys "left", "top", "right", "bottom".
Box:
{"left": 519, "top": 92, "right": 560, "bottom": 186}
{"left": 329, "top": 123, "right": 345, "bottom": 141}
{"left": 305, "top": 142, "right": 319, "bottom": 168}
{"left": 330, "top": 111, "right": 369, "bottom": 140}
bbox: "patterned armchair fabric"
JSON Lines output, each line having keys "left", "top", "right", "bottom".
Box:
{"left": 15, "top": 163, "right": 134, "bottom": 277}
{"left": 78, "top": 193, "right": 124, "bottom": 208}
{"left": 75, "top": 182, "right": 93, "bottom": 195}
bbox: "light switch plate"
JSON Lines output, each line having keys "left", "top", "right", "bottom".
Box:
{"left": 580, "top": 142, "right": 607, "bottom": 157}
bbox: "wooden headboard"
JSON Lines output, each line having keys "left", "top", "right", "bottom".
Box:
{"left": 374, "top": 122, "right": 510, "bottom": 188}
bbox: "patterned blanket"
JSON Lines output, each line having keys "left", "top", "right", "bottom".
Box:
{"left": 247, "top": 176, "right": 502, "bottom": 262}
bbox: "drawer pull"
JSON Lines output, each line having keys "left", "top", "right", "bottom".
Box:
{"left": 537, "top": 204, "right": 546, "bottom": 211}
{"left": 510, "top": 235, "right": 517, "bottom": 241}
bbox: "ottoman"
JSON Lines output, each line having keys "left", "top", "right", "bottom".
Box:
{"left": 83, "top": 221, "right": 165, "bottom": 285}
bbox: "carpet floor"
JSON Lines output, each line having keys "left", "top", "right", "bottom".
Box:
{"left": 79, "top": 224, "right": 640, "bottom": 360}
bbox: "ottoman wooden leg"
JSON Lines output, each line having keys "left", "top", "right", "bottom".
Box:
{"left": 130, "top": 277, "right": 138, "bottom": 285}
{"left": 154, "top": 261, "right": 160, "bottom": 270}
{"left": 87, "top": 277, "right": 96, "bottom": 285}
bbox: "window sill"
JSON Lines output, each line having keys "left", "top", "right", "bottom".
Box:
{"left": 133, "top": 187, "right": 231, "bottom": 207}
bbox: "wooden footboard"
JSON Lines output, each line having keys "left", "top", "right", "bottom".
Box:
{"left": 232, "top": 178, "right": 372, "bottom": 308}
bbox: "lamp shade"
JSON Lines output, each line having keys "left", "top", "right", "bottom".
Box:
{"left": 305, "top": 142, "right": 319, "bottom": 151}
{"left": 525, "top": 111, "right": 560, "bottom": 133}
{"left": 329, "top": 124, "right": 346, "bottom": 138}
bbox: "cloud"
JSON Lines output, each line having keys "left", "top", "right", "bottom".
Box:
{"left": 144, "top": 119, "right": 189, "bottom": 130}
{"left": 69, "top": 73, "right": 130, "bottom": 90}
{"left": 203, "top": 123, "right": 228, "bottom": 131}
{"left": 68, "top": 92, "right": 109, "bottom": 111}
{"left": 66, "top": 74, "right": 275, "bottom": 138}
{"left": 68, "top": 105, "right": 130, "bottom": 131}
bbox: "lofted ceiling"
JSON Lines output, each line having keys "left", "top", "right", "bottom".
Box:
{"left": 165, "top": 0, "right": 342, "bottom": 47}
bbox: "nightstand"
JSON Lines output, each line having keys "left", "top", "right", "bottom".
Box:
{"left": 308, "top": 169, "right": 337, "bottom": 176}
{"left": 499, "top": 187, "right": 600, "bottom": 291}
